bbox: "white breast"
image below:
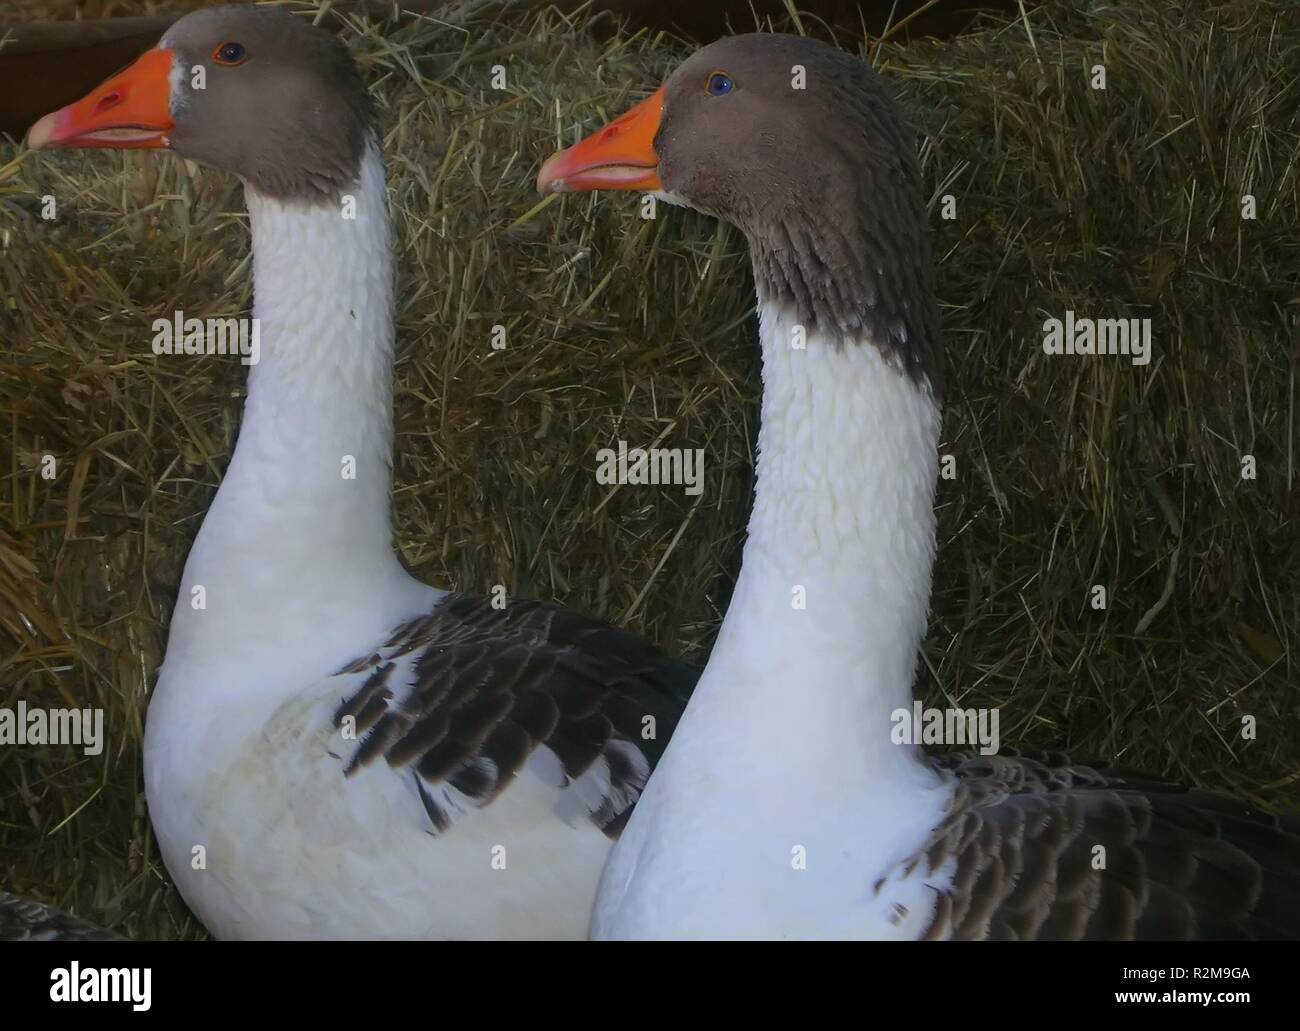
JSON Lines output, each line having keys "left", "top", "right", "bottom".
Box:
{"left": 147, "top": 667, "right": 614, "bottom": 939}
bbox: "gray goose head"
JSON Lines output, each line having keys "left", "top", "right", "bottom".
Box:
{"left": 26, "top": 5, "right": 372, "bottom": 204}
{"left": 538, "top": 32, "right": 943, "bottom": 396}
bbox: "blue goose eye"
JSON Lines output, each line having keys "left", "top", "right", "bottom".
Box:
{"left": 213, "top": 41, "right": 247, "bottom": 66}
{"left": 706, "top": 72, "right": 734, "bottom": 96}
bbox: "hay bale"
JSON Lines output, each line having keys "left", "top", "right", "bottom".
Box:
{"left": 0, "top": 0, "right": 1295, "bottom": 938}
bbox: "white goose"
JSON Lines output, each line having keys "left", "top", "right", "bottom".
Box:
{"left": 540, "top": 33, "right": 1300, "bottom": 940}
{"left": 29, "top": 6, "right": 692, "bottom": 940}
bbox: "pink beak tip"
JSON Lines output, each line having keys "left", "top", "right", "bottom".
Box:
{"left": 536, "top": 152, "right": 567, "bottom": 194}
{"left": 26, "top": 111, "right": 61, "bottom": 150}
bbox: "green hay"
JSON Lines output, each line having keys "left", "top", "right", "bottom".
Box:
{"left": 0, "top": 0, "right": 1297, "bottom": 938}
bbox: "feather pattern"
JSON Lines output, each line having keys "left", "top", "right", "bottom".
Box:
{"left": 0, "top": 892, "right": 122, "bottom": 941}
{"left": 331, "top": 592, "right": 693, "bottom": 837}
{"left": 915, "top": 751, "right": 1300, "bottom": 940}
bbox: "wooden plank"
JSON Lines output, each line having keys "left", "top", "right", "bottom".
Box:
{"left": 0, "top": 15, "right": 178, "bottom": 55}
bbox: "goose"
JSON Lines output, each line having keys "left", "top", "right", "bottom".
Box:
{"left": 0, "top": 891, "right": 122, "bottom": 941}
{"left": 27, "top": 5, "right": 692, "bottom": 940}
{"left": 538, "top": 32, "right": 1300, "bottom": 940}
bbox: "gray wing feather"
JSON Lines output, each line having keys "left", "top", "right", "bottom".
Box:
{"left": 332, "top": 593, "right": 695, "bottom": 837}
{"left": 916, "top": 750, "right": 1300, "bottom": 940}
{"left": 0, "top": 891, "right": 123, "bottom": 941}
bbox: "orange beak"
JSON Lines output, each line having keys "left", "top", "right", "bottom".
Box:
{"left": 27, "top": 46, "right": 176, "bottom": 150}
{"left": 537, "top": 87, "right": 664, "bottom": 194}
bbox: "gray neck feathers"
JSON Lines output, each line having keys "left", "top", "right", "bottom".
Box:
{"left": 742, "top": 70, "right": 944, "bottom": 397}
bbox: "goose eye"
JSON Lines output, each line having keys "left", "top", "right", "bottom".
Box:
{"left": 213, "top": 41, "right": 246, "bottom": 66}
{"left": 706, "top": 72, "right": 734, "bottom": 96}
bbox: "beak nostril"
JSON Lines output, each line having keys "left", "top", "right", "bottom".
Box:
{"left": 94, "top": 91, "right": 122, "bottom": 115}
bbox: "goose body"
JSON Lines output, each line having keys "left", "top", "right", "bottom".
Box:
{"left": 31, "top": 6, "right": 690, "bottom": 940}
{"left": 540, "top": 32, "right": 1300, "bottom": 940}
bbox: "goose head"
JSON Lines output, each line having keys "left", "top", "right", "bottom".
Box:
{"left": 538, "top": 32, "right": 943, "bottom": 395}
{"left": 26, "top": 5, "right": 372, "bottom": 204}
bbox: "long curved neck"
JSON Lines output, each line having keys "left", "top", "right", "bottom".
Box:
{"left": 692, "top": 300, "right": 941, "bottom": 780}
{"left": 233, "top": 140, "right": 397, "bottom": 552}
{"left": 164, "top": 141, "right": 415, "bottom": 679}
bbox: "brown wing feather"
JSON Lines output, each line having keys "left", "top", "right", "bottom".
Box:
{"left": 918, "top": 750, "right": 1300, "bottom": 940}
{"left": 331, "top": 593, "right": 694, "bottom": 837}
{"left": 0, "top": 891, "right": 123, "bottom": 941}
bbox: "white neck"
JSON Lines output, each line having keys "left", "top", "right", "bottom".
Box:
{"left": 163, "top": 141, "right": 423, "bottom": 682}
{"left": 595, "top": 301, "right": 948, "bottom": 937}
{"left": 686, "top": 301, "right": 941, "bottom": 783}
